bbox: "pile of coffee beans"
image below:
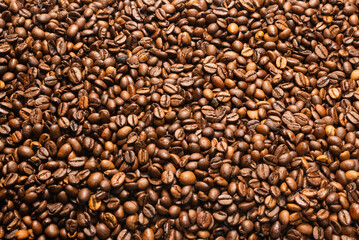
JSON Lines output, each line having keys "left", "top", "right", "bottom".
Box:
{"left": 1, "top": 0, "right": 359, "bottom": 239}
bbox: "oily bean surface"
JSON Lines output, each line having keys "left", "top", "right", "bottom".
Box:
{"left": 1, "top": 0, "right": 359, "bottom": 240}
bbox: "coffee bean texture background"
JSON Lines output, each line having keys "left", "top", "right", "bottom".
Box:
{"left": 0, "top": 0, "right": 359, "bottom": 239}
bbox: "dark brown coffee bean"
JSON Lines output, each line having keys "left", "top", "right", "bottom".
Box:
{"left": 170, "top": 64, "right": 184, "bottom": 73}
{"left": 257, "top": 164, "right": 270, "bottom": 179}
{"left": 67, "top": 24, "right": 79, "bottom": 38}
{"left": 294, "top": 72, "right": 309, "bottom": 87}
{"left": 0, "top": 43, "right": 11, "bottom": 54}
{"left": 315, "top": 44, "right": 328, "bottom": 59}
{"left": 68, "top": 67, "right": 82, "bottom": 84}
{"left": 111, "top": 172, "right": 125, "bottom": 188}
{"left": 217, "top": 194, "right": 233, "bottom": 205}
{"left": 179, "top": 77, "right": 194, "bottom": 87}
{"left": 153, "top": 107, "right": 165, "bottom": 119}
{"left": 317, "top": 76, "right": 330, "bottom": 88}
{"left": 37, "top": 170, "right": 51, "bottom": 181}
{"left": 4, "top": 173, "right": 18, "bottom": 187}
{"left": 347, "top": 111, "right": 359, "bottom": 124}
{"left": 161, "top": 170, "right": 174, "bottom": 184}
{"left": 143, "top": 204, "right": 156, "bottom": 218}
{"left": 276, "top": 56, "right": 287, "bottom": 69}
{"left": 18, "top": 146, "right": 34, "bottom": 158}
{"left": 294, "top": 193, "right": 310, "bottom": 209}
{"left": 239, "top": 0, "right": 256, "bottom": 11}
{"left": 68, "top": 157, "right": 85, "bottom": 168}
{"left": 24, "top": 87, "right": 40, "bottom": 98}
{"left": 203, "top": 63, "right": 217, "bottom": 73}
{"left": 272, "top": 87, "right": 284, "bottom": 99}
{"left": 118, "top": 229, "right": 131, "bottom": 240}
{"left": 163, "top": 83, "right": 178, "bottom": 94}
{"left": 84, "top": 225, "right": 96, "bottom": 237}
{"left": 338, "top": 209, "right": 351, "bottom": 226}
{"left": 197, "top": 211, "right": 213, "bottom": 229}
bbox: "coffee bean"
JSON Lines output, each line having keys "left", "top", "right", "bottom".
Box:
{"left": 294, "top": 72, "right": 309, "bottom": 87}
{"left": 4, "top": 173, "right": 18, "bottom": 187}
{"left": 217, "top": 194, "right": 233, "bottom": 205}
{"left": 216, "top": 91, "right": 231, "bottom": 102}
{"left": 203, "top": 63, "right": 217, "bottom": 73}
{"left": 44, "top": 224, "right": 59, "bottom": 238}
{"left": 96, "top": 223, "right": 110, "bottom": 240}
{"left": 0, "top": 43, "right": 11, "bottom": 54}
{"left": 67, "top": 24, "right": 79, "bottom": 38}
{"left": 68, "top": 157, "right": 85, "bottom": 168}
{"left": 294, "top": 193, "right": 310, "bottom": 209}
{"left": 328, "top": 88, "right": 341, "bottom": 99}
{"left": 24, "top": 86, "right": 40, "bottom": 98}
{"left": 84, "top": 225, "right": 96, "bottom": 237}
{"left": 238, "top": 0, "right": 256, "bottom": 11}
{"left": 338, "top": 209, "right": 351, "bottom": 226}
{"left": 179, "top": 77, "right": 194, "bottom": 87}
{"left": 170, "top": 64, "right": 184, "bottom": 73}
{"left": 118, "top": 229, "right": 131, "bottom": 240}
{"left": 228, "top": 23, "right": 239, "bottom": 35}
{"left": 241, "top": 47, "right": 254, "bottom": 57}
{"left": 153, "top": 107, "right": 165, "bottom": 119}
{"left": 17, "top": 146, "right": 34, "bottom": 158}
{"left": 170, "top": 94, "right": 184, "bottom": 106}
{"left": 347, "top": 111, "right": 359, "bottom": 125}
{"left": 68, "top": 67, "right": 82, "bottom": 84}
{"left": 163, "top": 83, "right": 178, "bottom": 94}
{"left": 88, "top": 195, "right": 101, "bottom": 211}
{"left": 257, "top": 164, "right": 270, "bottom": 179}
{"left": 37, "top": 170, "right": 51, "bottom": 181}
{"left": 179, "top": 171, "right": 196, "bottom": 185}
{"left": 161, "top": 170, "right": 174, "bottom": 184}
{"left": 160, "top": 95, "right": 170, "bottom": 107}
{"left": 276, "top": 56, "right": 287, "bottom": 69}
{"left": 14, "top": 229, "right": 29, "bottom": 240}
{"left": 317, "top": 76, "right": 330, "bottom": 87}
{"left": 143, "top": 204, "right": 156, "bottom": 218}
{"left": 315, "top": 44, "right": 328, "bottom": 59}
{"left": 272, "top": 87, "right": 284, "bottom": 99}
{"left": 197, "top": 211, "right": 213, "bottom": 229}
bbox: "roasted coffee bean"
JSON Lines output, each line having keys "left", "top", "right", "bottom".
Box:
{"left": 242, "top": 47, "right": 254, "bottom": 57}
{"left": 118, "top": 229, "right": 131, "bottom": 240}
{"left": 197, "top": 211, "right": 213, "bottom": 229}
{"left": 347, "top": 111, "right": 359, "bottom": 125}
{"left": 276, "top": 56, "right": 287, "bottom": 69}
{"left": 294, "top": 193, "right": 310, "bottom": 209}
{"left": 179, "top": 171, "right": 196, "bottom": 185}
{"left": 338, "top": 209, "right": 351, "bottom": 226}
{"left": 143, "top": 204, "right": 156, "bottom": 218}
{"left": 203, "top": 63, "right": 217, "bottom": 74}
{"left": 179, "top": 77, "right": 194, "bottom": 87}
{"left": 315, "top": 44, "right": 328, "bottom": 59}
{"left": 218, "top": 194, "right": 233, "bottom": 205}
{"left": 272, "top": 87, "right": 284, "bottom": 99}
{"left": 0, "top": 43, "right": 11, "bottom": 54}
{"left": 294, "top": 72, "right": 309, "bottom": 87}
{"left": 111, "top": 172, "right": 125, "bottom": 187}
{"left": 68, "top": 67, "right": 82, "bottom": 84}
{"left": 24, "top": 87, "right": 40, "bottom": 98}
{"left": 317, "top": 76, "right": 330, "bottom": 88}
{"left": 89, "top": 195, "right": 102, "bottom": 211}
